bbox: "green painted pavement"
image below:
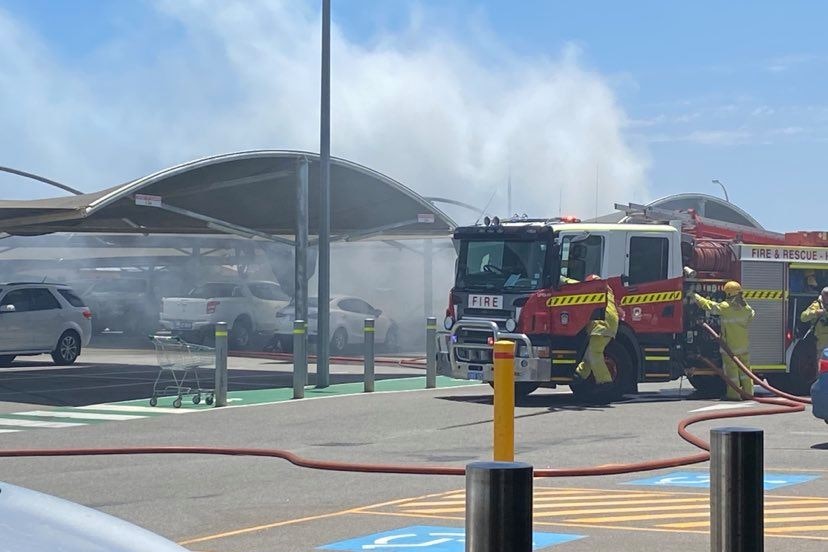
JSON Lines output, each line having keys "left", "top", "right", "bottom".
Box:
{"left": 116, "top": 375, "right": 483, "bottom": 410}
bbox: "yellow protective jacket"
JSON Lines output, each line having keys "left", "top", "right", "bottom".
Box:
{"left": 801, "top": 297, "right": 828, "bottom": 344}
{"left": 693, "top": 294, "right": 755, "bottom": 355}
{"left": 589, "top": 286, "right": 618, "bottom": 338}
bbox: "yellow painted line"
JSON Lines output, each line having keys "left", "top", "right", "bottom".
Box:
{"left": 535, "top": 497, "right": 709, "bottom": 508}
{"left": 179, "top": 490, "right": 450, "bottom": 545}
{"left": 764, "top": 506, "right": 828, "bottom": 515}
{"left": 179, "top": 508, "right": 361, "bottom": 544}
{"left": 357, "top": 508, "right": 828, "bottom": 541}
{"left": 570, "top": 511, "right": 709, "bottom": 523}
{"left": 645, "top": 356, "right": 671, "bottom": 361}
{"left": 656, "top": 520, "right": 711, "bottom": 529}
{"left": 766, "top": 524, "right": 828, "bottom": 533}
{"left": 767, "top": 515, "right": 828, "bottom": 524}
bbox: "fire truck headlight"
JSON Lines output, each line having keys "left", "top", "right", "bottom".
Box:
{"left": 505, "top": 318, "right": 517, "bottom": 332}
{"left": 443, "top": 316, "right": 454, "bottom": 330}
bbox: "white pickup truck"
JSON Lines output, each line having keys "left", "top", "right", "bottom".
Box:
{"left": 159, "top": 281, "right": 290, "bottom": 348}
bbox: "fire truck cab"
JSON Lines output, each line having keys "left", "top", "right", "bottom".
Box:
{"left": 437, "top": 217, "right": 685, "bottom": 398}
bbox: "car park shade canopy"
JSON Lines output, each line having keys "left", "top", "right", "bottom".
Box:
{"left": 0, "top": 150, "right": 454, "bottom": 240}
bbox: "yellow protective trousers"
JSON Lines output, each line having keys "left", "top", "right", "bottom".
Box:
{"left": 723, "top": 352, "right": 753, "bottom": 400}
{"left": 575, "top": 335, "right": 613, "bottom": 384}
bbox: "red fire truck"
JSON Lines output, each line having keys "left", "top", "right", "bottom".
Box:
{"left": 436, "top": 203, "right": 828, "bottom": 398}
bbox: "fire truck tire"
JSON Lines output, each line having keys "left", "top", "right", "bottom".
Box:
{"left": 769, "top": 337, "right": 817, "bottom": 396}
{"left": 687, "top": 374, "right": 726, "bottom": 398}
{"left": 487, "top": 382, "right": 539, "bottom": 398}
{"left": 570, "top": 340, "right": 633, "bottom": 402}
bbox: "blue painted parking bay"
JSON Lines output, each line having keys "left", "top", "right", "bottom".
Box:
{"left": 625, "top": 471, "right": 819, "bottom": 490}
{"left": 319, "top": 525, "right": 584, "bottom": 551}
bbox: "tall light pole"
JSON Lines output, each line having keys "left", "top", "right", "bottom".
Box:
{"left": 316, "top": 0, "right": 331, "bottom": 388}
{"left": 711, "top": 179, "right": 730, "bottom": 203}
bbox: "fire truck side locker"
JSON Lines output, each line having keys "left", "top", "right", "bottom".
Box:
{"left": 740, "top": 260, "right": 787, "bottom": 373}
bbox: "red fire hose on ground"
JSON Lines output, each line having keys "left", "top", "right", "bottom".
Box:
{"left": 0, "top": 324, "right": 812, "bottom": 477}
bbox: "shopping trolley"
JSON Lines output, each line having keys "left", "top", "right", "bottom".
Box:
{"left": 149, "top": 335, "right": 216, "bottom": 408}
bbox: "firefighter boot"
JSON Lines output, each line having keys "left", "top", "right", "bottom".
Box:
{"left": 575, "top": 336, "right": 613, "bottom": 384}
{"left": 722, "top": 356, "right": 744, "bottom": 401}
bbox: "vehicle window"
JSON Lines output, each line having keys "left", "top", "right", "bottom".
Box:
{"left": 58, "top": 289, "right": 86, "bottom": 307}
{"left": 248, "top": 283, "right": 289, "bottom": 301}
{"left": 188, "top": 283, "right": 236, "bottom": 298}
{"left": 232, "top": 286, "right": 245, "bottom": 298}
{"left": 457, "top": 239, "right": 548, "bottom": 291}
{"left": 337, "top": 299, "right": 361, "bottom": 313}
{"left": 29, "top": 288, "right": 61, "bottom": 311}
{"left": 628, "top": 236, "right": 670, "bottom": 284}
{"left": 0, "top": 289, "right": 31, "bottom": 312}
{"left": 561, "top": 235, "right": 603, "bottom": 281}
{"left": 355, "top": 300, "right": 374, "bottom": 314}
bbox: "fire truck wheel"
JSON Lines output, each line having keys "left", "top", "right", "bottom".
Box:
{"left": 687, "top": 374, "right": 726, "bottom": 398}
{"left": 570, "top": 340, "right": 633, "bottom": 402}
{"left": 769, "top": 337, "right": 817, "bottom": 396}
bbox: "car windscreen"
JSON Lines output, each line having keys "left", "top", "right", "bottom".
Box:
{"left": 188, "top": 283, "right": 236, "bottom": 298}
{"left": 456, "top": 239, "right": 548, "bottom": 291}
{"left": 58, "top": 289, "right": 86, "bottom": 307}
{"left": 92, "top": 280, "right": 147, "bottom": 293}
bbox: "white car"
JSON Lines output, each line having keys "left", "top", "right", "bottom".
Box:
{"left": 273, "top": 295, "right": 399, "bottom": 353}
{"left": 160, "top": 281, "right": 290, "bottom": 348}
{"left": 0, "top": 282, "right": 92, "bottom": 366}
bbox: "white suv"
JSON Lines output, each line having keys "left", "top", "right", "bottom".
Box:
{"left": 0, "top": 283, "right": 92, "bottom": 367}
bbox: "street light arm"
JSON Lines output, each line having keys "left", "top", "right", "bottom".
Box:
{"left": 711, "top": 179, "right": 730, "bottom": 203}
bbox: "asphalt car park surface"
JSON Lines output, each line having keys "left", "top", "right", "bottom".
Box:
{"left": 0, "top": 345, "right": 826, "bottom": 551}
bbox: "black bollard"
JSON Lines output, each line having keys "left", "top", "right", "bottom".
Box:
{"left": 465, "top": 461, "right": 533, "bottom": 552}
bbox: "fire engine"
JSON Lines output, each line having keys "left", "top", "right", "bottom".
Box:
{"left": 436, "top": 202, "right": 828, "bottom": 398}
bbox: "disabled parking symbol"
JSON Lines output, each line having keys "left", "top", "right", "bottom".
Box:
{"left": 319, "top": 525, "right": 584, "bottom": 551}
{"left": 624, "top": 470, "right": 818, "bottom": 490}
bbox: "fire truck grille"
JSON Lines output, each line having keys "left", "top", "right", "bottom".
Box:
{"left": 455, "top": 347, "right": 493, "bottom": 363}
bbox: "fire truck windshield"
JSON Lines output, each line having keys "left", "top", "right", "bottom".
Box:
{"left": 455, "top": 239, "right": 548, "bottom": 291}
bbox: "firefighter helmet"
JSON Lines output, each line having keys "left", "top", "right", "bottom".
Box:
{"left": 585, "top": 274, "right": 601, "bottom": 282}
{"left": 723, "top": 281, "right": 742, "bottom": 296}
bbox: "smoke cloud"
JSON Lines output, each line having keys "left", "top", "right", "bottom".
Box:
{"left": 0, "top": 0, "right": 648, "bottom": 222}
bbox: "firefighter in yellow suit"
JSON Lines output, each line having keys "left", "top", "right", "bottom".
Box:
{"left": 574, "top": 275, "right": 618, "bottom": 385}
{"left": 693, "top": 281, "right": 755, "bottom": 400}
{"left": 800, "top": 286, "right": 828, "bottom": 365}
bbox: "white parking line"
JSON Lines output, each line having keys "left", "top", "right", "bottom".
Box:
{"left": 15, "top": 410, "right": 146, "bottom": 421}
{"left": 83, "top": 404, "right": 191, "bottom": 414}
{"left": 0, "top": 418, "right": 86, "bottom": 428}
{"left": 689, "top": 401, "right": 757, "bottom": 413}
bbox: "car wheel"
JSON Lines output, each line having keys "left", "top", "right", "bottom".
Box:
{"left": 230, "top": 318, "right": 252, "bottom": 350}
{"left": 52, "top": 331, "right": 81, "bottom": 365}
{"left": 383, "top": 326, "right": 400, "bottom": 353}
{"left": 331, "top": 328, "right": 348, "bottom": 354}
{"left": 0, "top": 355, "right": 15, "bottom": 367}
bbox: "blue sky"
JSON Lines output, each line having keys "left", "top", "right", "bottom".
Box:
{"left": 1, "top": 0, "right": 827, "bottom": 229}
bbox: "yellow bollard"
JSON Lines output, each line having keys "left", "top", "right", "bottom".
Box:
{"left": 493, "top": 339, "right": 516, "bottom": 461}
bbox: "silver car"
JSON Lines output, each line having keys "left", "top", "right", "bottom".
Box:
{"left": 0, "top": 282, "right": 92, "bottom": 366}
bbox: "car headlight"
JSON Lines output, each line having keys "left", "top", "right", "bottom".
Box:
{"left": 443, "top": 316, "right": 454, "bottom": 330}
{"left": 505, "top": 318, "right": 516, "bottom": 332}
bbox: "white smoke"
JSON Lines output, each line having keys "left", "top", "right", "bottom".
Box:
{"left": 0, "top": 0, "right": 648, "bottom": 222}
